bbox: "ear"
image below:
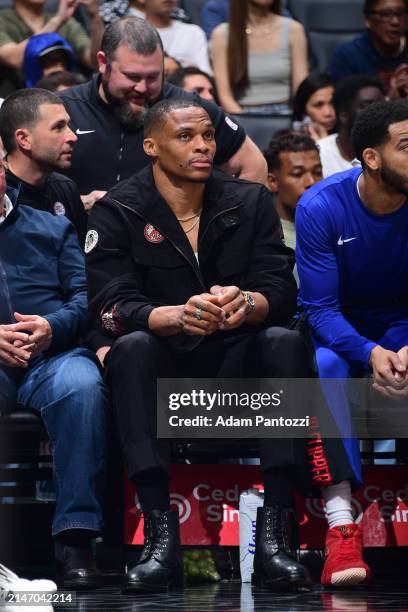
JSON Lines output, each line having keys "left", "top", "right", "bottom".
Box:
{"left": 362, "top": 147, "right": 380, "bottom": 171}
{"left": 267, "top": 171, "right": 279, "bottom": 193}
{"left": 143, "top": 137, "right": 158, "bottom": 159}
{"left": 14, "top": 128, "right": 32, "bottom": 152}
{"left": 363, "top": 15, "right": 371, "bottom": 30}
{"left": 97, "top": 51, "right": 108, "bottom": 75}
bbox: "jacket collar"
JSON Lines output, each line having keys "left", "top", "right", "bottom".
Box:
{"left": 110, "top": 165, "right": 243, "bottom": 220}
{"left": 6, "top": 168, "right": 44, "bottom": 198}
{"left": 1, "top": 183, "right": 21, "bottom": 228}
{"left": 109, "top": 165, "right": 244, "bottom": 265}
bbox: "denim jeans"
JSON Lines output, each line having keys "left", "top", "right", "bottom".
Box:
{"left": 0, "top": 347, "right": 109, "bottom": 536}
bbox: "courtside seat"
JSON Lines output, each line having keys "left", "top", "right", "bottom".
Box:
{"left": 288, "top": 0, "right": 365, "bottom": 71}
{"left": 230, "top": 114, "right": 292, "bottom": 152}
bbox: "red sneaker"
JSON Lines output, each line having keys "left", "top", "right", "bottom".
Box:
{"left": 321, "top": 524, "right": 371, "bottom": 587}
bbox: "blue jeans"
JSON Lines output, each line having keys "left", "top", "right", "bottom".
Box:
{"left": 0, "top": 348, "right": 109, "bottom": 536}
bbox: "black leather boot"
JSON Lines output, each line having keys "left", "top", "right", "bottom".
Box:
{"left": 55, "top": 541, "right": 103, "bottom": 589}
{"left": 252, "top": 505, "right": 312, "bottom": 591}
{"left": 123, "top": 510, "right": 184, "bottom": 593}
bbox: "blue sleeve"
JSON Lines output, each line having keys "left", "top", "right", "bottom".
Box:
{"left": 44, "top": 222, "right": 89, "bottom": 351}
{"left": 296, "top": 203, "right": 376, "bottom": 368}
{"left": 201, "top": 0, "right": 229, "bottom": 39}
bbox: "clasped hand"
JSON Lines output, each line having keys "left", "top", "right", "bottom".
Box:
{"left": 370, "top": 345, "right": 408, "bottom": 399}
{"left": 182, "top": 285, "right": 247, "bottom": 336}
{"left": 0, "top": 312, "right": 52, "bottom": 368}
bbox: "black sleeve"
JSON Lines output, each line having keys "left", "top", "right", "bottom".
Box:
{"left": 243, "top": 187, "right": 297, "bottom": 327}
{"left": 85, "top": 198, "right": 159, "bottom": 338}
{"left": 164, "top": 83, "right": 246, "bottom": 165}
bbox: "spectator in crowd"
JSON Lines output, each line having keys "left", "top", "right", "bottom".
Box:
{"left": 0, "top": 89, "right": 88, "bottom": 245}
{"left": 292, "top": 73, "right": 336, "bottom": 141}
{"left": 100, "top": 0, "right": 190, "bottom": 27}
{"left": 85, "top": 98, "right": 314, "bottom": 593}
{"left": 126, "top": 0, "right": 146, "bottom": 19}
{"left": 163, "top": 52, "right": 181, "bottom": 78}
{"left": 0, "top": 0, "right": 104, "bottom": 98}
{"left": 37, "top": 70, "right": 87, "bottom": 92}
{"left": 167, "top": 66, "right": 216, "bottom": 102}
{"left": 265, "top": 132, "right": 323, "bottom": 251}
{"left": 211, "top": 0, "right": 308, "bottom": 114}
{"left": 144, "top": 0, "right": 211, "bottom": 74}
{"left": 318, "top": 75, "right": 385, "bottom": 178}
{"left": 296, "top": 100, "right": 408, "bottom": 587}
{"left": 23, "top": 33, "right": 76, "bottom": 88}
{"left": 201, "top": 0, "right": 229, "bottom": 40}
{"left": 331, "top": 0, "right": 408, "bottom": 98}
{"left": 0, "top": 154, "right": 108, "bottom": 589}
{"left": 59, "top": 17, "right": 267, "bottom": 205}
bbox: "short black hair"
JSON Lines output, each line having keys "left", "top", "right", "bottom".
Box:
{"left": 264, "top": 131, "right": 320, "bottom": 172}
{"left": 167, "top": 67, "right": 214, "bottom": 89}
{"left": 0, "top": 88, "right": 63, "bottom": 154}
{"left": 333, "top": 74, "right": 385, "bottom": 116}
{"left": 364, "top": 0, "right": 408, "bottom": 15}
{"left": 292, "top": 73, "right": 334, "bottom": 122}
{"left": 36, "top": 70, "right": 87, "bottom": 91}
{"left": 143, "top": 98, "right": 208, "bottom": 137}
{"left": 352, "top": 100, "right": 408, "bottom": 164}
{"left": 102, "top": 16, "right": 163, "bottom": 64}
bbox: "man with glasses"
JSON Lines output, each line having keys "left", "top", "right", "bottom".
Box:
{"left": 331, "top": 0, "right": 408, "bottom": 98}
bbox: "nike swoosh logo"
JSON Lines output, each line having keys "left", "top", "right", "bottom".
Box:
{"left": 76, "top": 129, "right": 95, "bottom": 135}
{"left": 337, "top": 236, "right": 357, "bottom": 246}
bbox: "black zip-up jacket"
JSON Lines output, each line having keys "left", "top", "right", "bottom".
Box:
{"left": 85, "top": 167, "right": 297, "bottom": 353}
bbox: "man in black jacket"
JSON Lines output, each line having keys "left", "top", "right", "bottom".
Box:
{"left": 86, "top": 99, "right": 313, "bottom": 593}
{"left": 0, "top": 88, "right": 87, "bottom": 246}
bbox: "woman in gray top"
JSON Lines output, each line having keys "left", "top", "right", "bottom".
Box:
{"left": 211, "top": 0, "right": 308, "bottom": 115}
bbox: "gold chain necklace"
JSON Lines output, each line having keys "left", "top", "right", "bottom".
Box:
{"left": 176, "top": 211, "right": 201, "bottom": 222}
{"left": 246, "top": 15, "right": 276, "bottom": 36}
{"left": 183, "top": 213, "right": 201, "bottom": 234}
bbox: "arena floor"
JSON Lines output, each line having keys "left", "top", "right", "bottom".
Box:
{"left": 48, "top": 581, "right": 408, "bottom": 611}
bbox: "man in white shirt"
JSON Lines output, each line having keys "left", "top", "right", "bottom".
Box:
{"left": 145, "top": 0, "right": 211, "bottom": 74}
{"left": 318, "top": 75, "right": 385, "bottom": 178}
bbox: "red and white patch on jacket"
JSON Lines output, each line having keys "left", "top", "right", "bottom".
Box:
{"left": 144, "top": 224, "right": 164, "bottom": 243}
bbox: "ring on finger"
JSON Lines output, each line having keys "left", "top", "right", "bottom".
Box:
{"left": 194, "top": 307, "right": 202, "bottom": 321}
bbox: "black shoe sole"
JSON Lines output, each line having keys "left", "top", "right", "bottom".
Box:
{"left": 252, "top": 573, "right": 313, "bottom": 592}
{"left": 122, "top": 578, "right": 184, "bottom": 594}
{"left": 58, "top": 577, "right": 104, "bottom": 590}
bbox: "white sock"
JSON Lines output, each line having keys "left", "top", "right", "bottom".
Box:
{"left": 322, "top": 480, "right": 354, "bottom": 529}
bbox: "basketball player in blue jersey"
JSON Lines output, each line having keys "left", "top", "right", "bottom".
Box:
{"left": 296, "top": 101, "right": 408, "bottom": 587}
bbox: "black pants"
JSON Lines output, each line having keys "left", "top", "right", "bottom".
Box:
{"left": 105, "top": 327, "right": 314, "bottom": 491}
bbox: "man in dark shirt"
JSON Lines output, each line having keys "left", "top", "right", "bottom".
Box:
{"left": 60, "top": 16, "right": 267, "bottom": 208}
{"left": 331, "top": 0, "right": 408, "bottom": 97}
{"left": 0, "top": 89, "right": 87, "bottom": 245}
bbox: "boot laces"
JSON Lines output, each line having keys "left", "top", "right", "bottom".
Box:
{"left": 141, "top": 514, "right": 155, "bottom": 558}
{"left": 265, "top": 510, "right": 290, "bottom": 549}
{"left": 151, "top": 515, "right": 170, "bottom": 557}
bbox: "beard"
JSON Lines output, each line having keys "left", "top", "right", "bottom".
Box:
{"left": 101, "top": 73, "right": 148, "bottom": 132}
{"left": 380, "top": 160, "right": 408, "bottom": 197}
